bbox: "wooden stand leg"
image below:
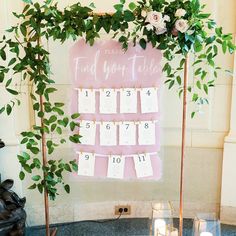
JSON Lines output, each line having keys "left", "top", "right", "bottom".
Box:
{"left": 179, "top": 54, "right": 189, "bottom": 236}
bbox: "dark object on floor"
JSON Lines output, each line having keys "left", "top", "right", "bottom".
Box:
{"left": 0, "top": 179, "right": 26, "bottom": 236}
{"left": 0, "top": 140, "right": 4, "bottom": 149}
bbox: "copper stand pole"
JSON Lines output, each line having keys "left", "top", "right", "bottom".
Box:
{"left": 179, "top": 54, "right": 189, "bottom": 236}
{"left": 39, "top": 95, "right": 50, "bottom": 236}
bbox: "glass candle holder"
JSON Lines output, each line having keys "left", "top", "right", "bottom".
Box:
{"left": 192, "top": 213, "right": 221, "bottom": 236}
{"left": 150, "top": 201, "right": 176, "bottom": 236}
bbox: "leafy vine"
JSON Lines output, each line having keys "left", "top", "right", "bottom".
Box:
{"left": 0, "top": 0, "right": 235, "bottom": 200}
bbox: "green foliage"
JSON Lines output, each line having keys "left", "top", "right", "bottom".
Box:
{"left": 0, "top": 0, "right": 235, "bottom": 200}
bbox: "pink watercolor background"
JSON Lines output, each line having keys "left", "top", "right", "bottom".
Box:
{"left": 70, "top": 39, "right": 162, "bottom": 180}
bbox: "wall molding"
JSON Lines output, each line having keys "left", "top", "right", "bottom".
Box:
{"left": 25, "top": 200, "right": 219, "bottom": 227}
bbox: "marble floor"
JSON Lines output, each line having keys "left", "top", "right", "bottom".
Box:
{"left": 25, "top": 218, "right": 236, "bottom": 236}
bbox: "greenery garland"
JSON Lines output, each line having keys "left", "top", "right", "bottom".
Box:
{"left": 0, "top": 0, "right": 235, "bottom": 200}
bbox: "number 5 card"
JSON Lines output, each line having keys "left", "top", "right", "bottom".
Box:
{"left": 79, "top": 120, "right": 96, "bottom": 145}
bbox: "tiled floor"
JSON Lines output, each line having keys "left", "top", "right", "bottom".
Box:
{"left": 25, "top": 218, "right": 236, "bottom": 236}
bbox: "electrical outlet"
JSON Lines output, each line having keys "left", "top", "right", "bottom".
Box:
{"left": 115, "top": 205, "right": 131, "bottom": 215}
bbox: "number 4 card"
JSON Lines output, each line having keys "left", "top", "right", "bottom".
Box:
{"left": 77, "top": 152, "right": 95, "bottom": 177}
{"left": 140, "top": 87, "right": 158, "bottom": 113}
{"left": 107, "top": 155, "right": 125, "bottom": 179}
{"left": 133, "top": 153, "right": 153, "bottom": 178}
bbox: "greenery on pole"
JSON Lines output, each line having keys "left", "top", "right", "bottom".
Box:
{"left": 0, "top": 0, "right": 235, "bottom": 200}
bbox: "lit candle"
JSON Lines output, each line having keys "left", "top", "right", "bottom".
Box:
{"left": 200, "top": 232, "right": 213, "bottom": 236}
{"left": 170, "top": 229, "right": 178, "bottom": 236}
{"left": 154, "top": 219, "right": 166, "bottom": 236}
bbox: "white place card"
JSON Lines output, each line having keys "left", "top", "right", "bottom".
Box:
{"left": 138, "top": 121, "right": 156, "bottom": 145}
{"left": 120, "top": 88, "right": 137, "bottom": 113}
{"left": 99, "top": 89, "right": 117, "bottom": 114}
{"left": 133, "top": 153, "right": 153, "bottom": 178}
{"left": 77, "top": 152, "right": 95, "bottom": 177}
{"left": 107, "top": 155, "right": 125, "bottom": 179}
{"left": 140, "top": 87, "right": 158, "bottom": 113}
{"left": 78, "top": 89, "right": 96, "bottom": 113}
{"left": 79, "top": 120, "right": 96, "bottom": 145}
{"left": 100, "top": 122, "right": 117, "bottom": 146}
{"left": 119, "top": 122, "right": 136, "bottom": 145}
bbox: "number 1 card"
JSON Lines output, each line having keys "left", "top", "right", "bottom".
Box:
{"left": 78, "top": 89, "right": 96, "bottom": 114}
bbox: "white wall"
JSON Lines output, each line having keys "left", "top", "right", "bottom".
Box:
{"left": 0, "top": 0, "right": 235, "bottom": 226}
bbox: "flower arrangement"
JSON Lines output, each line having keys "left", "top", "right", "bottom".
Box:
{"left": 0, "top": 0, "right": 235, "bottom": 200}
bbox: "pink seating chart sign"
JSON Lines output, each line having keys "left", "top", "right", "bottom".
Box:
{"left": 70, "top": 39, "right": 162, "bottom": 180}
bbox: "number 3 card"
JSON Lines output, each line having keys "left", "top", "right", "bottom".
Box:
{"left": 107, "top": 155, "right": 125, "bottom": 179}
{"left": 138, "top": 121, "right": 156, "bottom": 145}
{"left": 78, "top": 89, "right": 96, "bottom": 113}
{"left": 100, "top": 89, "right": 117, "bottom": 114}
{"left": 120, "top": 88, "right": 137, "bottom": 113}
{"left": 77, "top": 152, "right": 95, "bottom": 177}
{"left": 140, "top": 87, "right": 158, "bottom": 113}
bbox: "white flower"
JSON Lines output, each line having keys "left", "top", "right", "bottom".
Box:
{"left": 186, "top": 29, "right": 194, "bottom": 35}
{"left": 155, "top": 20, "right": 167, "bottom": 35}
{"left": 156, "top": 27, "right": 167, "bottom": 35}
{"left": 175, "top": 8, "right": 186, "bottom": 18}
{"left": 146, "top": 11, "right": 163, "bottom": 27}
{"left": 163, "top": 15, "right": 170, "bottom": 22}
{"left": 141, "top": 10, "right": 147, "bottom": 18}
{"left": 146, "top": 24, "right": 154, "bottom": 31}
{"left": 175, "top": 19, "right": 189, "bottom": 33}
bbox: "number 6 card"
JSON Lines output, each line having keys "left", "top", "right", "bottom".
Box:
{"left": 100, "top": 122, "right": 117, "bottom": 146}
